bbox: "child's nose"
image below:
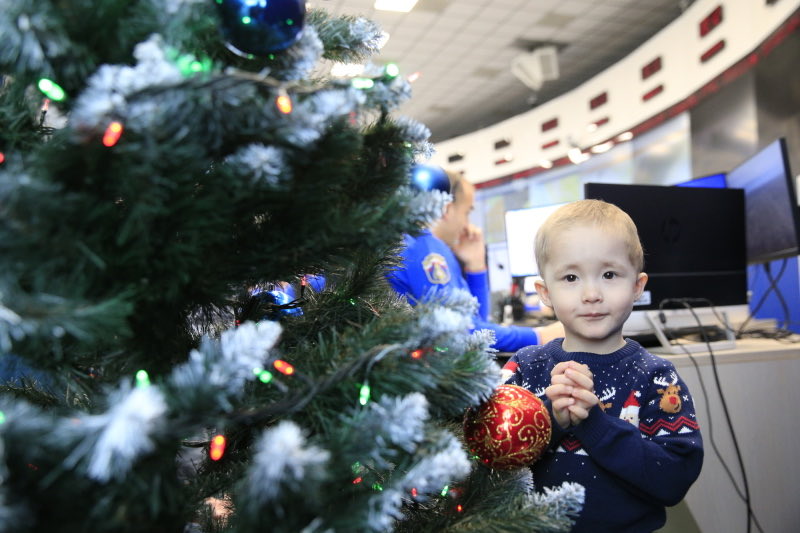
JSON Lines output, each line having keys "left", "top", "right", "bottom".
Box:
{"left": 582, "top": 286, "right": 602, "bottom": 302}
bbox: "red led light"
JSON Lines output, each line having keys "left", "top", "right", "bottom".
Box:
{"left": 209, "top": 434, "right": 226, "bottom": 461}
{"left": 352, "top": 477, "right": 363, "bottom": 484}
{"left": 410, "top": 349, "right": 424, "bottom": 359}
{"left": 411, "top": 488, "right": 418, "bottom": 497}
{"left": 102, "top": 121, "right": 123, "bottom": 147}
{"left": 273, "top": 359, "right": 294, "bottom": 375}
{"left": 0, "top": 152, "right": 5, "bottom": 164}
{"left": 456, "top": 504, "right": 463, "bottom": 512}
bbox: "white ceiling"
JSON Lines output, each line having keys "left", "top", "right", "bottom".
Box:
{"left": 318, "top": 0, "right": 689, "bottom": 142}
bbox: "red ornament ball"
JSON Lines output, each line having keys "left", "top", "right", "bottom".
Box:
{"left": 463, "top": 384, "right": 551, "bottom": 470}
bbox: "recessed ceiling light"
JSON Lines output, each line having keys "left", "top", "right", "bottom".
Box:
{"left": 590, "top": 141, "right": 614, "bottom": 154}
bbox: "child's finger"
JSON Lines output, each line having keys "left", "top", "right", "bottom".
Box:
{"left": 551, "top": 361, "right": 571, "bottom": 376}
{"left": 565, "top": 368, "right": 594, "bottom": 390}
{"left": 567, "top": 403, "right": 591, "bottom": 421}
{"left": 550, "top": 374, "right": 577, "bottom": 387}
{"left": 571, "top": 387, "right": 599, "bottom": 408}
{"left": 545, "top": 383, "right": 574, "bottom": 401}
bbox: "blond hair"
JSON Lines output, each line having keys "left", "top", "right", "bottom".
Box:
{"left": 534, "top": 199, "right": 644, "bottom": 278}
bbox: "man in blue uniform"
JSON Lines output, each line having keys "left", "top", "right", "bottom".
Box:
{"left": 387, "top": 170, "right": 564, "bottom": 352}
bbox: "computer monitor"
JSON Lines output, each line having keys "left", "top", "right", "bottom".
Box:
{"left": 676, "top": 172, "right": 727, "bottom": 189}
{"left": 583, "top": 183, "right": 748, "bottom": 335}
{"left": 725, "top": 137, "right": 800, "bottom": 264}
{"left": 504, "top": 202, "right": 568, "bottom": 278}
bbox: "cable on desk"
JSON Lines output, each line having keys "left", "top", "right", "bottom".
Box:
{"left": 658, "top": 298, "right": 764, "bottom": 533}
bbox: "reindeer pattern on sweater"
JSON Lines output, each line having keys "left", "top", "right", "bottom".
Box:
{"left": 502, "top": 338, "right": 704, "bottom": 533}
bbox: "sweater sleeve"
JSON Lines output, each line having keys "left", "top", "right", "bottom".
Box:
{"left": 464, "top": 270, "right": 491, "bottom": 321}
{"left": 570, "top": 371, "right": 704, "bottom": 506}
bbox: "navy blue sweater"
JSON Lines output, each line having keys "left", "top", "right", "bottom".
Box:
{"left": 504, "top": 339, "right": 703, "bottom": 532}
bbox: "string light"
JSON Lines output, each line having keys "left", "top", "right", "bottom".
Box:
{"left": 384, "top": 63, "right": 400, "bottom": 78}
{"left": 102, "top": 121, "right": 124, "bottom": 147}
{"left": 253, "top": 367, "right": 273, "bottom": 383}
{"left": 276, "top": 92, "right": 293, "bottom": 114}
{"left": 209, "top": 434, "right": 226, "bottom": 461}
{"left": 37, "top": 78, "right": 66, "bottom": 101}
{"left": 358, "top": 383, "right": 371, "bottom": 405}
{"left": 351, "top": 78, "right": 374, "bottom": 90}
{"left": 273, "top": 359, "right": 294, "bottom": 375}
{"left": 135, "top": 370, "right": 150, "bottom": 388}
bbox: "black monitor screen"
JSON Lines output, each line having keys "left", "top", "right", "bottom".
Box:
{"left": 584, "top": 182, "right": 747, "bottom": 310}
{"left": 725, "top": 138, "right": 800, "bottom": 264}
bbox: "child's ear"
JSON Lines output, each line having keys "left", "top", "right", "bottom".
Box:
{"left": 534, "top": 278, "right": 552, "bottom": 308}
{"left": 634, "top": 272, "right": 648, "bottom": 300}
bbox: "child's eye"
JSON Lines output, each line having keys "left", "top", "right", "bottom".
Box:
{"left": 602, "top": 271, "right": 617, "bottom": 279}
{"left": 563, "top": 274, "right": 578, "bottom": 282}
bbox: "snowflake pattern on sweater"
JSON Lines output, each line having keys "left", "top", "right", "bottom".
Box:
{"left": 503, "top": 338, "right": 704, "bottom": 533}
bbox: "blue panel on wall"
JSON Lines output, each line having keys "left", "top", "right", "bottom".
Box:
{"left": 747, "top": 256, "right": 800, "bottom": 333}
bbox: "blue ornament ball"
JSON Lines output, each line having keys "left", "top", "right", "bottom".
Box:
{"left": 247, "top": 289, "right": 303, "bottom": 322}
{"left": 216, "top": 0, "right": 306, "bottom": 57}
{"left": 410, "top": 164, "right": 450, "bottom": 194}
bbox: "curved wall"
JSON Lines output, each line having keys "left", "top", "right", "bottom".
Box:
{"left": 428, "top": 0, "right": 800, "bottom": 186}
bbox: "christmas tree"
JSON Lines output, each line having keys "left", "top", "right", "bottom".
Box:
{"left": 0, "top": 1, "right": 583, "bottom": 531}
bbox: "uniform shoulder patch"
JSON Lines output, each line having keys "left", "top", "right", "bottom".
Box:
{"left": 422, "top": 252, "right": 451, "bottom": 284}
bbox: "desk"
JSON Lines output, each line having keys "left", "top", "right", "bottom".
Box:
{"left": 663, "top": 339, "right": 800, "bottom": 533}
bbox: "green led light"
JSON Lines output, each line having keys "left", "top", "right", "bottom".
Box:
{"left": 359, "top": 383, "right": 371, "bottom": 405}
{"left": 135, "top": 369, "right": 150, "bottom": 388}
{"left": 372, "top": 482, "right": 383, "bottom": 491}
{"left": 242, "top": 16, "right": 252, "bottom": 24}
{"left": 440, "top": 484, "right": 449, "bottom": 497}
{"left": 384, "top": 63, "right": 400, "bottom": 78}
{"left": 0, "top": 411, "right": 5, "bottom": 424}
{"left": 351, "top": 78, "right": 374, "bottom": 90}
{"left": 286, "top": 18, "right": 294, "bottom": 25}
{"left": 37, "top": 78, "right": 66, "bottom": 101}
{"left": 434, "top": 346, "right": 448, "bottom": 352}
{"left": 349, "top": 298, "right": 356, "bottom": 305}
{"left": 351, "top": 461, "right": 362, "bottom": 473}
{"left": 258, "top": 370, "right": 273, "bottom": 383}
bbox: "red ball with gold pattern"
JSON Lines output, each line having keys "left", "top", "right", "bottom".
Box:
{"left": 463, "top": 384, "right": 552, "bottom": 470}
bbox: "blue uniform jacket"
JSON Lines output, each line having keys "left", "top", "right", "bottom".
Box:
{"left": 386, "top": 230, "right": 539, "bottom": 352}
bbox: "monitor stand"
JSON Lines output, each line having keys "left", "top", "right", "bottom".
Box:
{"left": 645, "top": 309, "right": 737, "bottom": 354}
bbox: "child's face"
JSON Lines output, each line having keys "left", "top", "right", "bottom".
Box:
{"left": 535, "top": 223, "right": 647, "bottom": 354}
